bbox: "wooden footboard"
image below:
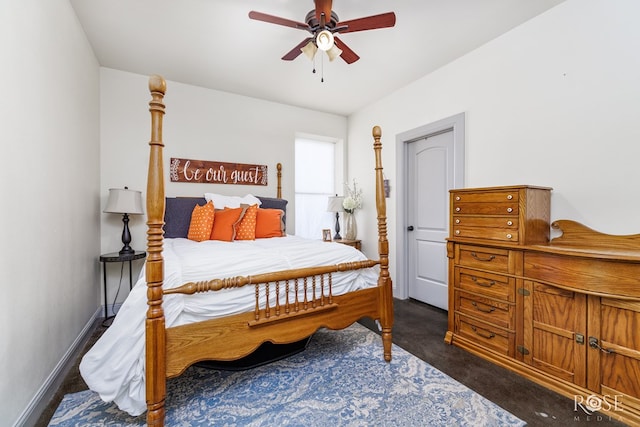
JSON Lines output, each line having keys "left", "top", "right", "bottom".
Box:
{"left": 165, "top": 287, "right": 383, "bottom": 377}
{"left": 144, "top": 75, "right": 392, "bottom": 427}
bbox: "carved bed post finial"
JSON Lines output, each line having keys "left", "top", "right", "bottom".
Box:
{"left": 146, "top": 74, "right": 167, "bottom": 427}
{"left": 372, "top": 125, "right": 393, "bottom": 362}
{"left": 277, "top": 162, "right": 282, "bottom": 199}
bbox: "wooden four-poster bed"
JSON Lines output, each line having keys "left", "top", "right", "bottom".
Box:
{"left": 142, "top": 75, "right": 394, "bottom": 426}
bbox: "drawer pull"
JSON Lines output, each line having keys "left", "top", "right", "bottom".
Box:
{"left": 507, "top": 194, "right": 513, "bottom": 200}
{"left": 455, "top": 207, "right": 461, "bottom": 212}
{"left": 471, "top": 326, "right": 495, "bottom": 339}
{"left": 506, "top": 220, "right": 513, "bottom": 226}
{"left": 455, "top": 196, "right": 461, "bottom": 201}
{"left": 472, "top": 301, "right": 496, "bottom": 313}
{"left": 470, "top": 252, "right": 495, "bottom": 262}
{"left": 455, "top": 219, "right": 460, "bottom": 224}
{"left": 507, "top": 207, "right": 513, "bottom": 213}
{"left": 506, "top": 234, "right": 513, "bottom": 239}
{"left": 471, "top": 276, "right": 496, "bottom": 287}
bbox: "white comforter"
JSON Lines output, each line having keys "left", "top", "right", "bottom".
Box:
{"left": 80, "top": 236, "right": 378, "bottom": 416}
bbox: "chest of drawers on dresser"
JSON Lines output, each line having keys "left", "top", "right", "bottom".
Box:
{"left": 450, "top": 185, "right": 551, "bottom": 245}
{"left": 445, "top": 186, "right": 640, "bottom": 426}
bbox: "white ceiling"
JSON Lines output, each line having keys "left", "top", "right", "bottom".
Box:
{"left": 70, "top": 0, "right": 565, "bottom": 116}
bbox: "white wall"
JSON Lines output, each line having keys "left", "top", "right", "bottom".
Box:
{"left": 7, "top": 0, "right": 640, "bottom": 423}
{"left": 0, "top": 0, "right": 100, "bottom": 424}
{"left": 348, "top": 0, "right": 640, "bottom": 295}
{"left": 100, "top": 68, "right": 348, "bottom": 304}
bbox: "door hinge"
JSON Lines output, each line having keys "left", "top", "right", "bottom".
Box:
{"left": 518, "top": 288, "right": 530, "bottom": 296}
{"left": 517, "top": 345, "right": 530, "bottom": 355}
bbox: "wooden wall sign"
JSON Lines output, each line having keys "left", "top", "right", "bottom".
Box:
{"left": 170, "top": 158, "right": 268, "bottom": 186}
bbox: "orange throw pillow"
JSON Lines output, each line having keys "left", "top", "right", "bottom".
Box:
{"left": 187, "top": 201, "right": 215, "bottom": 242}
{"left": 210, "top": 207, "right": 245, "bottom": 241}
{"left": 235, "top": 204, "right": 258, "bottom": 240}
{"left": 255, "top": 208, "right": 285, "bottom": 238}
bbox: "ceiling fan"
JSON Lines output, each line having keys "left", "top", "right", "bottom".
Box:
{"left": 248, "top": 0, "right": 396, "bottom": 64}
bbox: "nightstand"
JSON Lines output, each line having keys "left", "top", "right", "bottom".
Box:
{"left": 99, "top": 250, "right": 146, "bottom": 322}
{"left": 334, "top": 239, "right": 362, "bottom": 251}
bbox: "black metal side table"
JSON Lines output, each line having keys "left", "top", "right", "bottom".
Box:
{"left": 99, "top": 250, "right": 146, "bottom": 322}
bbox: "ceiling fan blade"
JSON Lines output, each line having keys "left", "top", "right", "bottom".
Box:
{"left": 282, "top": 37, "right": 313, "bottom": 61}
{"left": 337, "top": 12, "right": 396, "bottom": 34}
{"left": 315, "top": 0, "right": 333, "bottom": 26}
{"left": 248, "top": 11, "right": 310, "bottom": 31}
{"left": 334, "top": 37, "right": 360, "bottom": 64}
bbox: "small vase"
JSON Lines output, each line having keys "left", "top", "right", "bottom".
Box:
{"left": 344, "top": 211, "right": 357, "bottom": 240}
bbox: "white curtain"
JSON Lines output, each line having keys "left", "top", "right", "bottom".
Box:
{"left": 295, "top": 138, "right": 337, "bottom": 239}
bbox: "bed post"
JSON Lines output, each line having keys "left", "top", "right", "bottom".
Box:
{"left": 277, "top": 162, "right": 282, "bottom": 199}
{"left": 372, "top": 125, "right": 393, "bottom": 362}
{"left": 146, "top": 75, "right": 167, "bottom": 427}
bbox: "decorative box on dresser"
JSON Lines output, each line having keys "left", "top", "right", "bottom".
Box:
{"left": 445, "top": 185, "right": 640, "bottom": 426}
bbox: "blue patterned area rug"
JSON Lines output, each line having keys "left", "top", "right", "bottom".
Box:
{"left": 50, "top": 323, "right": 525, "bottom": 426}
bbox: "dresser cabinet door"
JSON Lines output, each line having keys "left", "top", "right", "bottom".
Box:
{"left": 523, "top": 280, "right": 587, "bottom": 387}
{"left": 589, "top": 298, "right": 640, "bottom": 414}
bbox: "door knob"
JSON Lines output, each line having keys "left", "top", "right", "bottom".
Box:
{"left": 407, "top": 226, "right": 414, "bottom": 231}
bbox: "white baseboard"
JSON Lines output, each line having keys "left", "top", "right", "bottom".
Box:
{"left": 13, "top": 307, "right": 101, "bottom": 427}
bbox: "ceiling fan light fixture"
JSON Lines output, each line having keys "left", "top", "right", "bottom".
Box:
{"left": 301, "top": 41, "right": 318, "bottom": 60}
{"left": 316, "top": 30, "right": 334, "bottom": 51}
{"left": 326, "top": 45, "right": 342, "bottom": 62}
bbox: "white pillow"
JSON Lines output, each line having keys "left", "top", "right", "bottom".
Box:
{"left": 204, "top": 193, "right": 262, "bottom": 209}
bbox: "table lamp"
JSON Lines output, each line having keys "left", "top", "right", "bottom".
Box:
{"left": 104, "top": 187, "right": 144, "bottom": 255}
{"left": 327, "top": 195, "right": 344, "bottom": 240}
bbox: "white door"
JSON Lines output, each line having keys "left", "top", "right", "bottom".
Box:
{"left": 406, "top": 127, "right": 459, "bottom": 310}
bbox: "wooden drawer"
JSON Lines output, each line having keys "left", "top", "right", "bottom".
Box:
{"left": 457, "top": 314, "right": 514, "bottom": 356}
{"left": 452, "top": 190, "right": 520, "bottom": 203}
{"left": 452, "top": 202, "right": 518, "bottom": 216}
{"left": 456, "top": 245, "right": 513, "bottom": 274}
{"left": 453, "top": 226, "right": 519, "bottom": 242}
{"left": 453, "top": 216, "right": 519, "bottom": 229}
{"left": 456, "top": 267, "right": 515, "bottom": 302}
{"left": 524, "top": 252, "right": 640, "bottom": 299}
{"left": 455, "top": 291, "right": 514, "bottom": 329}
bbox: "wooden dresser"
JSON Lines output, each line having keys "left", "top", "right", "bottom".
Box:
{"left": 445, "top": 185, "right": 640, "bottom": 425}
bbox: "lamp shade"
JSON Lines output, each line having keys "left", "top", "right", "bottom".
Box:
{"left": 316, "top": 30, "right": 335, "bottom": 51}
{"left": 301, "top": 41, "right": 318, "bottom": 60}
{"left": 326, "top": 45, "right": 343, "bottom": 62}
{"left": 104, "top": 188, "right": 144, "bottom": 215}
{"left": 327, "top": 196, "right": 344, "bottom": 213}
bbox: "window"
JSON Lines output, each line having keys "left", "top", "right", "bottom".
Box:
{"left": 294, "top": 136, "right": 343, "bottom": 239}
